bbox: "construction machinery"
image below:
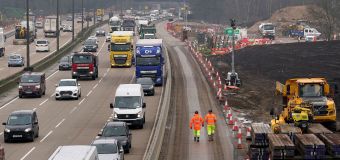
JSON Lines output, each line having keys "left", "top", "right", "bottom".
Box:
{"left": 272, "top": 78, "right": 337, "bottom": 132}
{"left": 13, "top": 21, "right": 36, "bottom": 45}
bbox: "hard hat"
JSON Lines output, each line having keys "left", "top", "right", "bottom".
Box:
{"left": 208, "top": 109, "right": 212, "bottom": 113}
{"left": 195, "top": 111, "right": 198, "bottom": 114}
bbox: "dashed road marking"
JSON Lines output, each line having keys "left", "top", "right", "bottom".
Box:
{"left": 20, "top": 147, "right": 36, "bottom": 160}
{"left": 40, "top": 130, "right": 53, "bottom": 143}
{"left": 93, "top": 84, "right": 98, "bottom": 89}
{"left": 33, "top": 108, "right": 37, "bottom": 111}
{"left": 78, "top": 98, "right": 85, "bottom": 105}
{"left": 86, "top": 90, "right": 93, "bottom": 97}
{"left": 39, "top": 99, "right": 48, "bottom": 106}
{"left": 46, "top": 70, "right": 59, "bottom": 80}
{"left": 70, "top": 107, "right": 78, "bottom": 114}
{"left": 0, "top": 132, "right": 3, "bottom": 136}
{"left": 0, "top": 97, "right": 19, "bottom": 110}
{"left": 55, "top": 119, "right": 65, "bottom": 128}
{"left": 99, "top": 78, "right": 103, "bottom": 83}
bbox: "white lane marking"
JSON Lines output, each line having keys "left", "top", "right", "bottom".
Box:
{"left": 99, "top": 78, "right": 103, "bottom": 83}
{"left": 106, "top": 68, "right": 110, "bottom": 72}
{"left": 39, "top": 99, "right": 48, "bottom": 106}
{"left": 0, "top": 97, "right": 19, "bottom": 110}
{"left": 50, "top": 94, "right": 55, "bottom": 98}
{"left": 96, "top": 41, "right": 106, "bottom": 56}
{"left": 86, "top": 90, "right": 93, "bottom": 97}
{"left": 40, "top": 130, "right": 53, "bottom": 143}
{"left": 33, "top": 108, "right": 37, "bottom": 111}
{"left": 0, "top": 68, "right": 4, "bottom": 71}
{"left": 93, "top": 84, "right": 98, "bottom": 89}
{"left": 0, "top": 132, "right": 3, "bottom": 136}
{"left": 78, "top": 98, "right": 85, "bottom": 105}
{"left": 55, "top": 118, "right": 65, "bottom": 128}
{"left": 46, "top": 70, "right": 59, "bottom": 80}
{"left": 70, "top": 107, "right": 78, "bottom": 114}
{"left": 20, "top": 147, "right": 36, "bottom": 160}
{"left": 103, "top": 72, "right": 107, "bottom": 77}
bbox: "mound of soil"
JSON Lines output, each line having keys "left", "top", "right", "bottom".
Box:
{"left": 209, "top": 41, "right": 340, "bottom": 122}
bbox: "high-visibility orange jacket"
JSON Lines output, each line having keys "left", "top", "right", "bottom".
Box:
{"left": 205, "top": 113, "right": 217, "bottom": 125}
{"left": 190, "top": 114, "right": 204, "bottom": 130}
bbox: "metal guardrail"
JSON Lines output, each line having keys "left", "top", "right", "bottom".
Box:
{"left": 4, "top": 30, "right": 15, "bottom": 39}
{"left": 143, "top": 42, "right": 172, "bottom": 160}
{"left": 0, "top": 20, "right": 108, "bottom": 94}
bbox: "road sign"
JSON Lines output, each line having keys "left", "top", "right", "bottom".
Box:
{"left": 225, "top": 28, "right": 239, "bottom": 36}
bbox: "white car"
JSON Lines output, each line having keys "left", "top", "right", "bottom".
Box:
{"left": 36, "top": 39, "right": 50, "bottom": 52}
{"left": 106, "top": 34, "right": 111, "bottom": 42}
{"left": 55, "top": 79, "right": 81, "bottom": 100}
{"left": 63, "top": 25, "right": 72, "bottom": 32}
{"left": 91, "top": 138, "right": 124, "bottom": 160}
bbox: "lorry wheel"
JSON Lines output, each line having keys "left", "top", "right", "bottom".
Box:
{"left": 19, "top": 94, "right": 23, "bottom": 98}
{"left": 125, "top": 148, "right": 130, "bottom": 154}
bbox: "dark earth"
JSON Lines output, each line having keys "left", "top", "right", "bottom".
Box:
{"left": 209, "top": 41, "right": 340, "bottom": 123}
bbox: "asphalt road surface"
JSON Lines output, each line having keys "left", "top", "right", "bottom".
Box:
{"left": 156, "top": 21, "right": 234, "bottom": 160}
{"left": 0, "top": 24, "right": 163, "bottom": 160}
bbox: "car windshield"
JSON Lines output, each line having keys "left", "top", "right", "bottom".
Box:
{"left": 72, "top": 55, "right": 92, "bottom": 64}
{"left": 264, "top": 25, "right": 274, "bottom": 30}
{"left": 37, "top": 41, "right": 47, "bottom": 44}
{"left": 93, "top": 143, "right": 118, "bottom": 154}
{"left": 114, "top": 96, "right": 141, "bottom": 108}
{"left": 110, "top": 21, "right": 120, "bottom": 26}
{"left": 137, "top": 78, "right": 153, "bottom": 85}
{"left": 136, "top": 57, "right": 161, "bottom": 66}
{"left": 7, "top": 114, "right": 32, "bottom": 125}
{"left": 84, "top": 40, "right": 96, "bottom": 45}
{"left": 111, "top": 44, "right": 131, "bottom": 51}
{"left": 9, "top": 55, "right": 21, "bottom": 60}
{"left": 102, "top": 125, "right": 127, "bottom": 137}
{"left": 144, "top": 34, "right": 155, "bottom": 39}
{"left": 20, "top": 75, "right": 40, "bottom": 83}
{"left": 60, "top": 56, "right": 70, "bottom": 63}
{"left": 59, "top": 80, "right": 76, "bottom": 86}
{"left": 299, "top": 84, "right": 323, "bottom": 97}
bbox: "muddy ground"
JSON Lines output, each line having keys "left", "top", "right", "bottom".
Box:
{"left": 209, "top": 41, "right": 340, "bottom": 123}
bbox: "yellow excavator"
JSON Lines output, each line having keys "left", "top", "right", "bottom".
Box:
{"left": 271, "top": 78, "right": 337, "bottom": 132}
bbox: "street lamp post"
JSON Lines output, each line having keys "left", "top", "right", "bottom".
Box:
{"left": 56, "top": 0, "right": 60, "bottom": 51}
{"left": 81, "top": 0, "right": 84, "bottom": 30}
{"left": 25, "top": 0, "right": 30, "bottom": 70}
{"left": 72, "top": 0, "right": 75, "bottom": 41}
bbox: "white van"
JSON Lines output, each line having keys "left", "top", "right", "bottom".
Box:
{"left": 48, "top": 145, "right": 99, "bottom": 160}
{"left": 110, "top": 84, "right": 146, "bottom": 128}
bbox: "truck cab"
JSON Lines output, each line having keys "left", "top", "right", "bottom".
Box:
{"left": 259, "top": 23, "right": 275, "bottom": 40}
{"left": 109, "top": 31, "right": 134, "bottom": 67}
{"left": 71, "top": 52, "right": 99, "bottom": 80}
{"left": 135, "top": 39, "right": 164, "bottom": 86}
{"left": 139, "top": 24, "right": 156, "bottom": 39}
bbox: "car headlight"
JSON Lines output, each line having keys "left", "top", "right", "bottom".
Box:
{"left": 113, "top": 112, "right": 118, "bottom": 118}
{"left": 24, "top": 128, "right": 32, "bottom": 132}
{"left": 74, "top": 89, "right": 78, "bottom": 93}
{"left": 137, "top": 111, "right": 142, "bottom": 118}
{"left": 35, "top": 85, "right": 41, "bottom": 89}
{"left": 149, "top": 86, "right": 154, "bottom": 89}
{"left": 4, "top": 128, "right": 10, "bottom": 133}
{"left": 19, "top": 85, "right": 23, "bottom": 89}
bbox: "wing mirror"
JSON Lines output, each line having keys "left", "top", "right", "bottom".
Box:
{"left": 142, "top": 103, "right": 146, "bottom": 108}
{"left": 78, "top": 84, "right": 81, "bottom": 86}
{"left": 34, "top": 121, "right": 38, "bottom": 125}
{"left": 2, "top": 122, "right": 6, "bottom": 125}
{"left": 119, "top": 147, "right": 124, "bottom": 153}
{"left": 110, "top": 103, "right": 114, "bottom": 108}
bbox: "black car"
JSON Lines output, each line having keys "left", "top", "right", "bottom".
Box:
{"left": 3, "top": 110, "right": 39, "bottom": 142}
{"left": 19, "top": 72, "right": 46, "bottom": 98}
{"left": 98, "top": 122, "right": 132, "bottom": 153}
{"left": 136, "top": 77, "right": 155, "bottom": 96}
{"left": 83, "top": 39, "right": 98, "bottom": 52}
{"left": 59, "top": 55, "right": 72, "bottom": 70}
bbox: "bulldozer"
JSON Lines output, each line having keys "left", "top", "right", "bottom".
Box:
{"left": 273, "top": 78, "right": 337, "bottom": 131}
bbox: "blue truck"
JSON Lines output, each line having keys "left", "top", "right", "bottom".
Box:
{"left": 135, "top": 39, "right": 164, "bottom": 86}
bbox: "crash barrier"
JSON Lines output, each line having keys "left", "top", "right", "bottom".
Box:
{"left": 0, "top": 20, "right": 108, "bottom": 94}
{"left": 0, "top": 144, "right": 4, "bottom": 160}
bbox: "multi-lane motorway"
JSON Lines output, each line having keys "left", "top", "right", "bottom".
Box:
{"left": 0, "top": 23, "right": 163, "bottom": 160}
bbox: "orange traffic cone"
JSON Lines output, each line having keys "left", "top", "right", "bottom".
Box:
{"left": 246, "top": 127, "right": 252, "bottom": 141}
{"left": 233, "top": 120, "right": 239, "bottom": 131}
{"left": 228, "top": 115, "right": 234, "bottom": 125}
{"left": 237, "top": 134, "right": 243, "bottom": 149}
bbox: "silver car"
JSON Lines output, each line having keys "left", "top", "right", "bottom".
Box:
{"left": 8, "top": 54, "right": 25, "bottom": 67}
{"left": 91, "top": 138, "right": 124, "bottom": 160}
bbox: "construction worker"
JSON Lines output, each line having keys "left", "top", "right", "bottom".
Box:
{"left": 190, "top": 111, "right": 204, "bottom": 142}
{"left": 205, "top": 109, "right": 217, "bottom": 141}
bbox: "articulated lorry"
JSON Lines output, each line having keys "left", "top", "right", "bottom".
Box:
{"left": 44, "top": 16, "right": 58, "bottom": 37}
{"left": 135, "top": 39, "right": 164, "bottom": 86}
{"left": 0, "top": 28, "right": 4, "bottom": 57}
{"left": 109, "top": 31, "right": 134, "bottom": 67}
{"left": 109, "top": 16, "right": 121, "bottom": 33}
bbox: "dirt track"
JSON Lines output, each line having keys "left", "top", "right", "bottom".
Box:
{"left": 209, "top": 41, "right": 340, "bottom": 122}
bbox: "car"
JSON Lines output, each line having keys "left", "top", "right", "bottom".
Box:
{"left": 36, "top": 39, "right": 50, "bottom": 52}
{"left": 55, "top": 79, "right": 81, "bottom": 100}
{"left": 63, "top": 25, "right": 72, "bottom": 32}
{"left": 35, "top": 21, "right": 44, "bottom": 28}
{"left": 98, "top": 122, "right": 132, "bottom": 153}
{"left": 58, "top": 55, "right": 72, "bottom": 70}
{"left": 96, "top": 29, "right": 106, "bottom": 36}
{"left": 83, "top": 38, "right": 98, "bottom": 52}
{"left": 8, "top": 53, "right": 25, "bottom": 67}
{"left": 66, "top": 16, "right": 73, "bottom": 21}
{"left": 3, "top": 110, "right": 39, "bottom": 142}
{"left": 19, "top": 72, "right": 46, "bottom": 98}
{"left": 60, "top": 24, "right": 65, "bottom": 31}
{"left": 77, "top": 17, "right": 83, "bottom": 23}
{"left": 91, "top": 138, "right": 124, "bottom": 160}
{"left": 136, "top": 77, "right": 155, "bottom": 96}
{"left": 106, "top": 33, "right": 111, "bottom": 42}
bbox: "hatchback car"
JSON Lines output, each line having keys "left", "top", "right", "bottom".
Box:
{"left": 136, "top": 77, "right": 155, "bottom": 96}
{"left": 106, "top": 33, "right": 111, "bottom": 42}
{"left": 19, "top": 72, "right": 46, "bottom": 98}
{"left": 91, "top": 138, "right": 124, "bottom": 160}
{"left": 58, "top": 55, "right": 72, "bottom": 70}
{"left": 83, "top": 38, "right": 98, "bottom": 52}
{"left": 98, "top": 122, "right": 132, "bottom": 153}
{"left": 55, "top": 79, "right": 81, "bottom": 100}
{"left": 96, "top": 29, "right": 106, "bottom": 36}
{"left": 8, "top": 54, "right": 25, "bottom": 67}
{"left": 3, "top": 110, "right": 39, "bottom": 142}
{"left": 63, "top": 25, "right": 72, "bottom": 32}
{"left": 36, "top": 39, "right": 50, "bottom": 52}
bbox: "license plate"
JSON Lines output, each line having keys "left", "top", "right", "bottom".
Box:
{"left": 13, "top": 135, "right": 22, "bottom": 138}
{"left": 26, "top": 91, "right": 32, "bottom": 94}
{"left": 126, "top": 123, "right": 132, "bottom": 125}
{"left": 63, "top": 94, "right": 70, "bottom": 96}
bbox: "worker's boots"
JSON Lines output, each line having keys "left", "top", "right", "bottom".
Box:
{"left": 194, "top": 137, "right": 197, "bottom": 142}
{"left": 197, "top": 137, "right": 200, "bottom": 142}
